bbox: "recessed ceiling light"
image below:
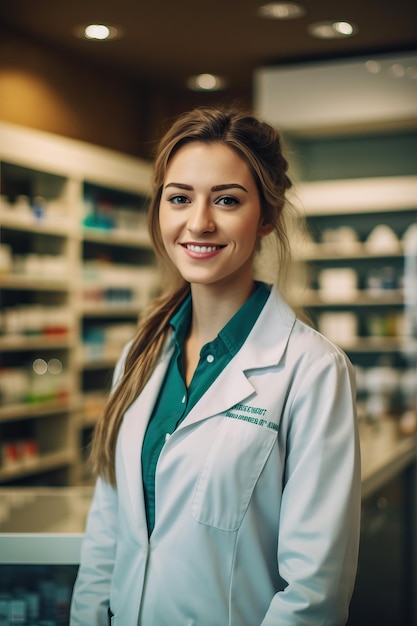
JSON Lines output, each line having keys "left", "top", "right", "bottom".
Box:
{"left": 74, "top": 23, "right": 122, "bottom": 41}
{"left": 186, "top": 73, "right": 226, "bottom": 91}
{"left": 308, "top": 20, "right": 357, "bottom": 39}
{"left": 258, "top": 2, "right": 306, "bottom": 19}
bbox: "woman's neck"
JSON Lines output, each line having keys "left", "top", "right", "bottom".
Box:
{"left": 188, "top": 279, "right": 256, "bottom": 346}
{"left": 182, "top": 279, "right": 256, "bottom": 387}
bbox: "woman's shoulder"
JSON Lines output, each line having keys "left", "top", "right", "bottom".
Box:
{"left": 289, "top": 316, "right": 354, "bottom": 378}
{"left": 269, "top": 287, "right": 349, "bottom": 362}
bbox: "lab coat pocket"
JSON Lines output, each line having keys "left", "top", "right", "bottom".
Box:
{"left": 192, "top": 417, "right": 276, "bottom": 530}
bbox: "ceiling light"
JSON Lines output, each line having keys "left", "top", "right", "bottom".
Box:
{"left": 308, "top": 20, "right": 357, "bottom": 39}
{"left": 258, "top": 2, "right": 306, "bottom": 19}
{"left": 186, "top": 73, "right": 226, "bottom": 91}
{"left": 85, "top": 24, "right": 111, "bottom": 40}
{"left": 74, "top": 23, "right": 121, "bottom": 41}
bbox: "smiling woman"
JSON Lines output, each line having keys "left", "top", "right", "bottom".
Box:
{"left": 159, "top": 142, "right": 272, "bottom": 298}
{"left": 70, "top": 106, "right": 361, "bottom": 626}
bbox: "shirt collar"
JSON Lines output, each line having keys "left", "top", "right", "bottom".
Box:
{"left": 170, "top": 282, "right": 271, "bottom": 357}
{"left": 170, "top": 293, "right": 192, "bottom": 349}
{"left": 219, "top": 282, "right": 271, "bottom": 356}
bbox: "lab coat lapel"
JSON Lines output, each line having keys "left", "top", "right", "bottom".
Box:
{"left": 118, "top": 288, "right": 295, "bottom": 525}
{"left": 183, "top": 287, "right": 296, "bottom": 428}
{"left": 184, "top": 363, "right": 256, "bottom": 427}
{"left": 119, "top": 342, "right": 174, "bottom": 533}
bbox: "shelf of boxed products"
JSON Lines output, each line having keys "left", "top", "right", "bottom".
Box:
{"left": 75, "top": 181, "right": 159, "bottom": 483}
{"left": 0, "top": 448, "right": 78, "bottom": 483}
{"left": 299, "top": 287, "right": 405, "bottom": 308}
{"left": 0, "top": 335, "right": 73, "bottom": 352}
{"left": 80, "top": 261, "right": 158, "bottom": 316}
{"left": 0, "top": 368, "right": 74, "bottom": 422}
{"left": 293, "top": 274, "right": 408, "bottom": 353}
{"left": 82, "top": 179, "right": 151, "bottom": 245}
{"left": 0, "top": 205, "right": 74, "bottom": 238}
{"left": 291, "top": 177, "right": 417, "bottom": 350}
{"left": 297, "top": 289, "right": 406, "bottom": 354}
{"left": 0, "top": 160, "right": 76, "bottom": 232}
{"left": 83, "top": 226, "right": 152, "bottom": 249}
{"left": 79, "top": 230, "right": 159, "bottom": 368}
{"left": 0, "top": 228, "right": 74, "bottom": 292}
{"left": 0, "top": 190, "right": 78, "bottom": 483}
{"left": 0, "top": 395, "right": 80, "bottom": 483}
{"left": 291, "top": 176, "right": 417, "bottom": 430}
{"left": 302, "top": 245, "right": 405, "bottom": 261}
{"left": 0, "top": 347, "right": 80, "bottom": 483}
{"left": 79, "top": 180, "right": 159, "bottom": 371}
{"left": 0, "top": 121, "right": 155, "bottom": 486}
{"left": 0, "top": 398, "right": 79, "bottom": 423}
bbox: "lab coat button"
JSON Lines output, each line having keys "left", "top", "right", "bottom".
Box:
{"left": 206, "top": 354, "right": 215, "bottom": 363}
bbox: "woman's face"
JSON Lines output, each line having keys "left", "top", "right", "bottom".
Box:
{"left": 158, "top": 141, "right": 272, "bottom": 292}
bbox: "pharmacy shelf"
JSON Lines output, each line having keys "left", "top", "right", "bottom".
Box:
{"left": 0, "top": 120, "right": 153, "bottom": 485}
{"left": 80, "top": 304, "right": 141, "bottom": 316}
{"left": 0, "top": 276, "right": 70, "bottom": 291}
{"left": 295, "top": 176, "right": 417, "bottom": 424}
{"left": 0, "top": 399, "right": 79, "bottom": 423}
{"left": 81, "top": 357, "right": 119, "bottom": 370}
{"left": 83, "top": 228, "right": 151, "bottom": 248}
{"left": 0, "top": 336, "right": 73, "bottom": 351}
{"left": 332, "top": 337, "right": 407, "bottom": 353}
{"left": 302, "top": 246, "right": 405, "bottom": 262}
{"left": 298, "top": 289, "right": 405, "bottom": 308}
{"left": 0, "top": 450, "right": 77, "bottom": 483}
{"left": 0, "top": 209, "right": 74, "bottom": 237}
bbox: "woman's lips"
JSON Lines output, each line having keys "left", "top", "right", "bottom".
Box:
{"left": 181, "top": 243, "right": 225, "bottom": 258}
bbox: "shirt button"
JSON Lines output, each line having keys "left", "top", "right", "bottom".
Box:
{"left": 181, "top": 395, "right": 186, "bottom": 403}
{"left": 206, "top": 354, "right": 215, "bottom": 363}
{"left": 165, "top": 433, "right": 171, "bottom": 442}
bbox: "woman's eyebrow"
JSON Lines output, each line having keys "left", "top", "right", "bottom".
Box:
{"left": 164, "top": 182, "right": 248, "bottom": 192}
{"left": 212, "top": 184, "right": 248, "bottom": 192}
{"left": 164, "top": 182, "right": 193, "bottom": 190}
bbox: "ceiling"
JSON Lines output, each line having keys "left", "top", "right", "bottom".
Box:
{"left": 1, "top": 0, "right": 416, "bottom": 104}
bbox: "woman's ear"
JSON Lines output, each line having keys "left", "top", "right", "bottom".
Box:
{"left": 257, "top": 219, "right": 274, "bottom": 238}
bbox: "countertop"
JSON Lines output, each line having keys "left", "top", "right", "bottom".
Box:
{"left": 360, "top": 417, "right": 417, "bottom": 499}
{"left": 0, "top": 417, "right": 416, "bottom": 563}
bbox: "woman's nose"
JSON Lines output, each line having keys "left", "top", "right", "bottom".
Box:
{"left": 187, "top": 201, "right": 215, "bottom": 234}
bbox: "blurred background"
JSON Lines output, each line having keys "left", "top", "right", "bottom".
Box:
{"left": 0, "top": 1, "right": 416, "bottom": 624}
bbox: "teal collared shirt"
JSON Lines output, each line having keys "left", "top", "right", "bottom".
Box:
{"left": 141, "top": 281, "right": 271, "bottom": 534}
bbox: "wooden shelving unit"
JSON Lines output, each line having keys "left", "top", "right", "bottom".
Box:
{"left": 292, "top": 176, "right": 417, "bottom": 423}
{"left": 0, "top": 121, "right": 156, "bottom": 485}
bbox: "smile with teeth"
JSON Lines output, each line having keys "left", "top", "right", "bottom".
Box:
{"left": 184, "top": 244, "right": 224, "bottom": 253}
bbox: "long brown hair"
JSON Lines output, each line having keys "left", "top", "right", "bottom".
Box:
{"left": 90, "top": 106, "right": 293, "bottom": 485}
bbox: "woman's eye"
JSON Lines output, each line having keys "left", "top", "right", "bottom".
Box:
{"left": 169, "top": 195, "right": 190, "bottom": 205}
{"left": 216, "top": 196, "right": 239, "bottom": 207}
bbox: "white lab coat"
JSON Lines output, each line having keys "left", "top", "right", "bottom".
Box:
{"left": 70, "top": 286, "right": 361, "bottom": 626}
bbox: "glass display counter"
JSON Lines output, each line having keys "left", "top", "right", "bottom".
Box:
{"left": 0, "top": 422, "right": 416, "bottom": 625}
{"left": 0, "top": 487, "right": 93, "bottom": 625}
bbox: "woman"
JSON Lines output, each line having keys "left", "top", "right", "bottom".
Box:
{"left": 70, "top": 107, "right": 361, "bottom": 626}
